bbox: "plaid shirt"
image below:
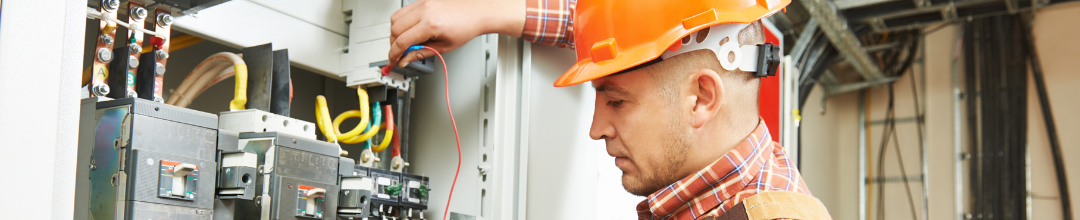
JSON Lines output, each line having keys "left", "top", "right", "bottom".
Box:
{"left": 637, "top": 118, "right": 811, "bottom": 220}
{"left": 523, "top": 0, "right": 576, "bottom": 48}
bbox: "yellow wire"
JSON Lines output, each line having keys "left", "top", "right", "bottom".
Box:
{"left": 229, "top": 64, "right": 248, "bottom": 110}
{"left": 315, "top": 95, "right": 337, "bottom": 143}
{"left": 335, "top": 89, "right": 371, "bottom": 138}
{"left": 371, "top": 123, "right": 392, "bottom": 152}
{"left": 317, "top": 88, "right": 390, "bottom": 145}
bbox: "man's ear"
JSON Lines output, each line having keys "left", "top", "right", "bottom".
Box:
{"left": 688, "top": 68, "right": 724, "bottom": 128}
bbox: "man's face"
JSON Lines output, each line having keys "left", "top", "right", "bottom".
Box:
{"left": 590, "top": 67, "right": 691, "bottom": 196}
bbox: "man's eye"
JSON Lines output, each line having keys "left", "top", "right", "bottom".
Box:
{"left": 607, "top": 100, "right": 624, "bottom": 107}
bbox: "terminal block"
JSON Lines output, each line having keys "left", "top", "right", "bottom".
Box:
{"left": 370, "top": 168, "right": 403, "bottom": 217}
{"left": 400, "top": 173, "right": 430, "bottom": 211}
{"left": 217, "top": 150, "right": 257, "bottom": 200}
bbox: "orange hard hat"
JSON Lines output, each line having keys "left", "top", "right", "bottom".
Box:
{"left": 553, "top": 0, "right": 790, "bottom": 87}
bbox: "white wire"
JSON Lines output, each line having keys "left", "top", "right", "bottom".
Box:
{"left": 85, "top": 7, "right": 168, "bottom": 38}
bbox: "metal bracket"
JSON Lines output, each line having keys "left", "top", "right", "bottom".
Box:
{"left": 798, "top": 0, "right": 886, "bottom": 80}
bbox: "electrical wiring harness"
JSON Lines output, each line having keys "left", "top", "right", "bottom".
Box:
{"left": 166, "top": 52, "right": 248, "bottom": 110}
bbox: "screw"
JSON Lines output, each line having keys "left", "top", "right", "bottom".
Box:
{"left": 128, "top": 56, "right": 139, "bottom": 69}
{"left": 102, "top": 0, "right": 119, "bottom": 11}
{"left": 96, "top": 48, "right": 113, "bottom": 62}
{"left": 90, "top": 164, "right": 96, "bottom": 171}
{"left": 100, "top": 34, "right": 114, "bottom": 45}
{"left": 155, "top": 50, "right": 169, "bottom": 60}
{"left": 154, "top": 62, "right": 166, "bottom": 76}
{"left": 127, "top": 90, "right": 138, "bottom": 98}
{"left": 154, "top": 95, "right": 164, "bottom": 103}
{"left": 130, "top": 7, "right": 148, "bottom": 20}
{"left": 156, "top": 13, "right": 173, "bottom": 27}
{"left": 128, "top": 43, "right": 141, "bottom": 54}
{"left": 477, "top": 165, "right": 489, "bottom": 175}
{"left": 92, "top": 84, "right": 111, "bottom": 96}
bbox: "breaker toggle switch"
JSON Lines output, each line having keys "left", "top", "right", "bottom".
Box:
{"left": 299, "top": 185, "right": 326, "bottom": 217}
{"left": 171, "top": 163, "right": 196, "bottom": 197}
{"left": 158, "top": 160, "right": 199, "bottom": 201}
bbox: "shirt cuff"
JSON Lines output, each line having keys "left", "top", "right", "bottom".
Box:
{"left": 522, "top": 0, "right": 575, "bottom": 48}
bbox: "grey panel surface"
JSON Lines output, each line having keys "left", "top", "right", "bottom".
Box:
{"left": 127, "top": 150, "right": 217, "bottom": 208}
{"left": 243, "top": 43, "right": 274, "bottom": 111}
{"left": 339, "top": 157, "right": 356, "bottom": 176}
{"left": 239, "top": 132, "right": 340, "bottom": 156}
{"left": 217, "top": 129, "right": 240, "bottom": 151}
{"left": 131, "top": 114, "right": 217, "bottom": 160}
{"left": 75, "top": 98, "right": 99, "bottom": 220}
{"left": 274, "top": 147, "right": 338, "bottom": 184}
{"left": 126, "top": 200, "right": 212, "bottom": 220}
{"left": 271, "top": 176, "right": 340, "bottom": 220}
{"left": 96, "top": 97, "right": 218, "bottom": 128}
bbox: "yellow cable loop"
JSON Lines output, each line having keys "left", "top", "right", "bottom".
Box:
{"left": 315, "top": 95, "right": 337, "bottom": 143}
{"left": 370, "top": 123, "right": 392, "bottom": 152}
{"left": 335, "top": 89, "right": 371, "bottom": 139}
{"left": 319, "top": 88, "right": 391, "bottom": 145}
{"left": 229, "top": 64, "right": 248, "bottom": 110}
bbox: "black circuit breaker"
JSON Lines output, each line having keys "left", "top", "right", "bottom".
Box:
{"left": 78, "top": 97, "right": 218, "bottom": 220}
{"left": 370, "top": 168, "right": 403, "bottom": 216}
{"left": 400, "top": 173, "right": 430, "bottom": 211}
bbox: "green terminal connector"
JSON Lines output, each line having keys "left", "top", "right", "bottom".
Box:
{"left": 386, "top": 183, "right": 403, "bottom": 196}
{"left": 418, "top": 185, "right": 429, "bottom": 198}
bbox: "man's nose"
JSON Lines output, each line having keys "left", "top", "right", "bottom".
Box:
{"left": 590, "top": 106, "right": 615, "bottom": 140}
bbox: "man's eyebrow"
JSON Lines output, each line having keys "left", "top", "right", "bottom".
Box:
{"left": 595, "top": 81, "right": 630, "bottom": 96}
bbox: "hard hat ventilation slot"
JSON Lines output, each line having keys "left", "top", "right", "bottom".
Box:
{"left": 695, "top": 27, "right": 710, "bottom": 43}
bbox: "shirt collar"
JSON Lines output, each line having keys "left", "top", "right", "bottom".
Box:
{"left": 636, "top": 118, "right": 773, "bottom": 219}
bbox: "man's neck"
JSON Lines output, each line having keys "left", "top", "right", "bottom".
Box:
{"left": 679, "top": 113, "right": 760, "bottom": 179}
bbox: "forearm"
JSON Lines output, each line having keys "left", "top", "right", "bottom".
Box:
{"left": 521, "top": 0, "right": 576, "bottom": 48}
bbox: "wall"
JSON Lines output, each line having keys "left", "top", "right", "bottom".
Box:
{"left": 522, "top": 43, "right": 648, "bottom": 220}
{"left": 800, "top": 2, "right": 1080, "bottom": 220}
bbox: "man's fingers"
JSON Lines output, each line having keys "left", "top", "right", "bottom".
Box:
{"left": 390, "top": 14, "right": 422, "bottom": 38}
{"left": 390, "top": 0, "right": 423, "bottom": 22}
{"left": 388, "top": 27, "right": 431, "bottom": 65}
{"left": 398, "top": 49, "right": 437, "bottom": 67}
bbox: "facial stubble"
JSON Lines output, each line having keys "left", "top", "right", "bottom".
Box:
{"left": 621, "top": 110, "right": 691, "bottom": 197}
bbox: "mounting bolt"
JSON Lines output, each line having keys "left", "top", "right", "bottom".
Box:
{"left": 130, "top": 7, "right": 148, "bottom": 20}
{"left": 477, "top": 165, "right": 489, "bottom": 175}
{"left": 102, "top": 0, "right": 119, "bottom": 11}
{"left": 128, "top": 43, "right": 141, "bottom": 54}
{"left": 155, "top": 50, "right": 169, "bottom": 60}
{"left": 127, "top": 56, "right": 139, "bottom": 69}
{"left": 92, "top": 84, "right": 111, "bottom": 97}
{"left": 100, "top": 34, "right": 114, "bottom": 45}
{"left": 154, "top": 62, "right": 166, "bottom": 76}
{"left": 156, "top": 13, "right": 173, "bottom": 27}
{"left": 96, "top": 48, "right": 113, "bottom": 62}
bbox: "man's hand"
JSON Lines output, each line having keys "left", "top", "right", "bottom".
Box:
{"left": 389, "top": 0, "right": 525, "bottom": 67}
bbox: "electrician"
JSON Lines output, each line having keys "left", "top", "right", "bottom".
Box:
{"left": 389, "top": 0, "right": 832, "bottom": 219}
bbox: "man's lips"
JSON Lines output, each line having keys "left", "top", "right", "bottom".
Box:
{"left": 615, "top": 157, "right": 632, "bottom": 170}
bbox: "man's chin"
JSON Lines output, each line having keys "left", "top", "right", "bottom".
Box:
{"left": 621, "top": 173, "right": 658, "bottom": 197}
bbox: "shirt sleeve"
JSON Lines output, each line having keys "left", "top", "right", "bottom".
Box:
{"left": 521, "top": 0, "right": 576, "bottom": 48}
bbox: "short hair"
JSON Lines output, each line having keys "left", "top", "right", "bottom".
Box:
{"left": 645, "top": 21, "right": 765, "bottom": 110}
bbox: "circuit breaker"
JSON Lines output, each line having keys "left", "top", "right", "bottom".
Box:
{"left": 79, "top": 97, "right": 218, "bottom": 220}
{"left": 214, "top": 129, "right": 343, "bottom": 220}
{"left": 338, "top": 165, "right": 374, "bottom": 218}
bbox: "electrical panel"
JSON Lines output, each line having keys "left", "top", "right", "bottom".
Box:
{"left": 75, "top": 1, "right": 460, "bottom": 220}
